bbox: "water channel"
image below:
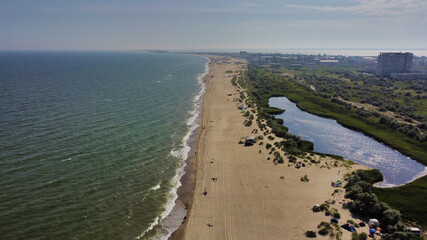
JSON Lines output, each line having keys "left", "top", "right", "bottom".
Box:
{"left": 269, "top": 97, "right": 426, "bottom": 187}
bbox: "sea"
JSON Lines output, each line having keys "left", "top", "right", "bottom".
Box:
{"left": 0, "top": 51, "right": 209, "bottom": 240}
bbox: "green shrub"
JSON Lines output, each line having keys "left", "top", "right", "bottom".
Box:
{"left": 351, "top": 232, "right": 359, "bottom": 240}
{"left": 288, "top": 155, "right": 297, "bottom": 163}
{"left": 300, "top": 175, "right": 309, "bottom": 182}
{"left": 333, "top": 212, "right": 341, "bottom": 219}
{"left": 266, "top": 143, "right": 272, "bottom": 150}
{"left": 319, "top": 203, "right": 330, "bottom": 211}
{"left": 298, "top": 140, "right": 314, "bottom": 151}
{"left": 265, "top": 107, "right": 285, "bottom": 115}
{"left": 358, "top": 232, "right": 368, "bottom": 240}
{"left": 317, "top": 222, "right": 333, "bottom": 236}
{"left": 347, "top": 220, "right": 355, "bottom": 225}
{"left": 305, "top": 230, "right": 316, "bottom": 238}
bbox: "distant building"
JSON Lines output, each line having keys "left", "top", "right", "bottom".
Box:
{"left": 376, "top": 52, "right": 413, "bottom": 77}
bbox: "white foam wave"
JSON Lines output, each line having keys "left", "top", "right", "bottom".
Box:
{"left": 137, "top": 56, "right": 210, "bottom": 240}
{"left": 151, "top": 184, "right": 161, "bottom": 191}
{"left": 136, "top": 217, "right": 159, "bottom": 239}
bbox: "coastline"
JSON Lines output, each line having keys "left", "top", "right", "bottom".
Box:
{"left": 167, "top": 56, "right": 211, "bottom": 240}
{"left": 172, "top": 55, "right": 375, "bottom": 239}
{"left": 156, "top": 57, "right": 210, "bottom": 239}
{"left": 164, "top": 54, "right": 426, "bottom": 239}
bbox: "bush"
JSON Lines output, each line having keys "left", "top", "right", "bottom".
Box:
{"left": 300, "top": 175, "right": 309, "bottom": 182}
{"left": 298, "top": 140, "right": 314, "bottom": 151}
{"left": 351, "top": 232, "right": 359, "bottom": 240}
{"left": 244, "top": 119, "right": 253, "bottom": 126}
{"left": 333, "top": 212, "right": 340, "bottom": 219}
{"left": 288, "top": 155, "right": 297, "bottom": 163}
{"left": 381, "top": 231, "right": 422, "bottom": 240}
{"left": 319, "top": 203, "right": 330, "bottom": 211}
{"left": 358, "top": 232, "right": 368, "bottom": 240}
{"left": 317, "top": 222, "right": 333, "bottom": 236}
{"left": 266, "top": 143, "right": 272, "bottom": 150}
{"left": 266, "top": 107, "right": 285, "bottom": 115}
{"left": 318, "top": 228, "right": 328, "bottom": 236}
{"left": 381, "top": 208, "right": 401, "bottom": 227}
{"left": 305, "top": 230, "right": 317, "bottom": 238}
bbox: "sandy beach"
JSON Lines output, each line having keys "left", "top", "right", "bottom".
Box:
{"left": 175, "top": 56, "right": 368, "bottom": 240}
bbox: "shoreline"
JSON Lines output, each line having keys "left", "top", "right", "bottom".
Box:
{"left": 159, "top": 57, "right": 210, "bottom": 239}
{"left": 167, "top": 56, "right": 213, "bottom": 240}
{"left": 268, "top": 96, "right": 427, "bottom": 188}
{"left": 175, "top": 55, "right": 375, "bottom": 239}
{"left": 165, "top": 55, "right": 426, "bottom": 239}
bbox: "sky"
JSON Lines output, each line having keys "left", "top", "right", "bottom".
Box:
{"left": 0, "top": 0, "right": 426, "bottom": 50}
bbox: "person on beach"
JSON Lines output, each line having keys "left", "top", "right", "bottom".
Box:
{"left": 203, "top": 188, "right": 207, "bottom": 196}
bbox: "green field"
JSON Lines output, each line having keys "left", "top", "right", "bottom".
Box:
{"left": 374, "top": 176, "right": 427, "bottom": 228}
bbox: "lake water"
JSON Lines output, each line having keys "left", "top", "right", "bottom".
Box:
{"left": 269, "top": 97, "right": 427, "bottom": 187}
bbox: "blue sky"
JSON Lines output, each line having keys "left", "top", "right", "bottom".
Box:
{"left": 1, "top": 0, "right": 426, "bottom": 50}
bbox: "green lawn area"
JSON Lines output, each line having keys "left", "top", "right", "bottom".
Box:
{"left": 374, "top": 176, "right": 427, "bottom": 228}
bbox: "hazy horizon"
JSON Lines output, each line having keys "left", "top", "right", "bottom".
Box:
{"left": 1, "top": 0, "right": 426, "bottom": 51}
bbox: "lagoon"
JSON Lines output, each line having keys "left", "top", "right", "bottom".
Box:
{"left": 269, "top": 97, "right": 426, "bottom": 187}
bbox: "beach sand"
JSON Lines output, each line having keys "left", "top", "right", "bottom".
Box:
{"left": 174, "top": 56, "right": 369, "bottom": 240}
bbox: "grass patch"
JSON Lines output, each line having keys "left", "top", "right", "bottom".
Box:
{"left": 374, "top": 175, "right": 427, "bottom": 228}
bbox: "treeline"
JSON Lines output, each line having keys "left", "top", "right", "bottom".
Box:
{"left": 379, "top": 116, "right": 426, "bottom": 141}
{"left": 344, "top": 170, "right": 421, "bottom": 240}
{"left": 294, "top": 68, "right": 427, "bottom": 125}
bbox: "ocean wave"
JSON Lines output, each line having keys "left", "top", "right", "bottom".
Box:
{"left": 138, "top": 56, "right": 210, "bottom": 240}
{"left": 150, "top": 184, "right": 161, "bottom": 191}
{"left": 136, "top": 217, "right": 159, "bottom": 239}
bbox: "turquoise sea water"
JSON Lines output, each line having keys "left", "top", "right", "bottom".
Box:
{"left": 0, "top": 51, "right": 208, "bottom": 239}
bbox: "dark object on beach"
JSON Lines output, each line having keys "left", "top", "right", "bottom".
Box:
{"left": 203, "top": 188, "right": 207, "bottom": 196}
{"left": 244, "top": 140, "right": 254, "bottom": 146}
{"left": 279, "top": 176, "right": 284, "bottom": 180}
{"left": 296, "top": 164, "right": 301, "bottom": 169}
{"left": 305, "top": 230, "right": 317, "bottom": 238}
{"left": 359, "top": 222, "right": 366, "bottom": 227}
{"left": 331, "top": 218, "right": 339, "bottom": 223}
{"left": 207, "top": 224, "right": 213, "bottom": 227}
{"left": 302, "top": 163, "right": 306, "bottom": 167}
{"left": 341, "top": 223, "right": 356, "bottom": 232}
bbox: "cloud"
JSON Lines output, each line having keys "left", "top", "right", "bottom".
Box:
{"left": 286, "top": 0, "right": 427, "bottom": 16}
{"left": 242, "top": 3, "right": 259, "bottom": 7}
